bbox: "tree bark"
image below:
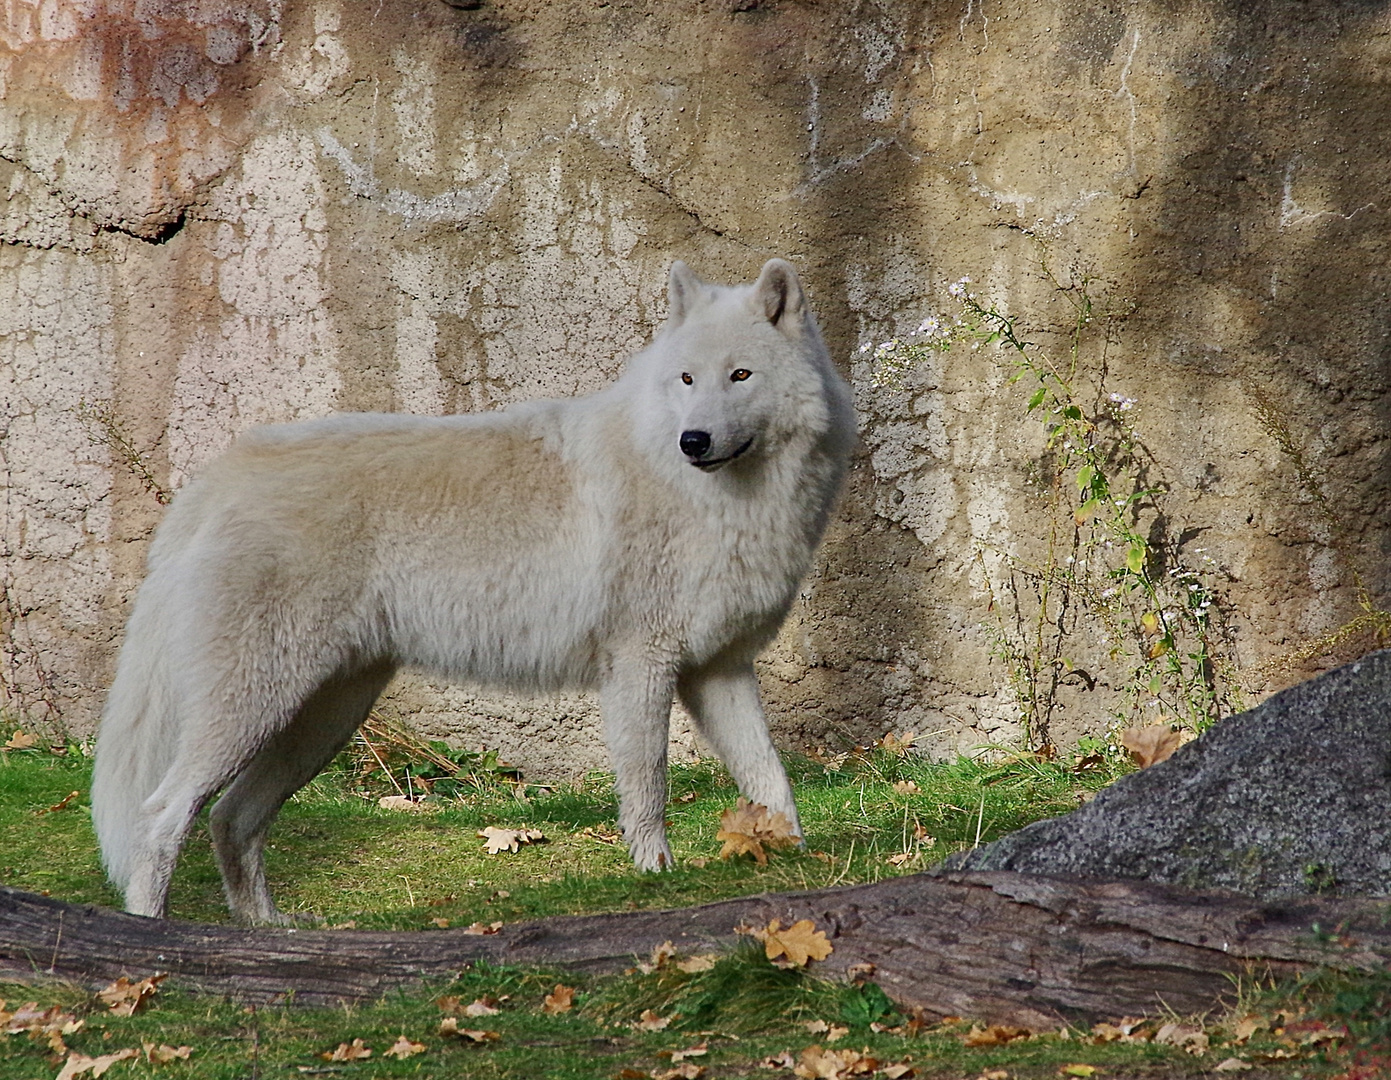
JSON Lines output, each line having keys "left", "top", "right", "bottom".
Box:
{"left": 2, "top": 872, "right": 1387, "bottom": 1027}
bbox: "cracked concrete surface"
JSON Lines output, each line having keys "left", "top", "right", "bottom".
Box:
{"left": 2, "top": 0, "right": 1389, "bottom": 779}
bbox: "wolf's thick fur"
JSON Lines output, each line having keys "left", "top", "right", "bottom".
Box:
{"left": 91, "top": 259, "right": 855, "bottom": 923}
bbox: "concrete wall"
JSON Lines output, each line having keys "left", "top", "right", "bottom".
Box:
{"left": 3, "top": 0, "right": 1388, "bottom": 778}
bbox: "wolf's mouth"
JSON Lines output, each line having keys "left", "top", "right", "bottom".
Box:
{"left": 693, "top": 437, "right": 754, "bottom": 471}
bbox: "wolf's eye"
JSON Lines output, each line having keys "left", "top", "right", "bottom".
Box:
{"left": 681, "top": 372, "right": 693, "bottom": 385}
{"left": 730, "top": 368, "right": 752, "bottom": 382}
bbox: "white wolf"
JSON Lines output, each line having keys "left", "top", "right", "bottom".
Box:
{"left": 91, "top": 258, "right": 855, "bottom": 923}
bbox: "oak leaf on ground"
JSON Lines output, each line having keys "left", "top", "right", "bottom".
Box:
{"left": 962, "top": 1024, "right": 1033, "bottom": 1047}
{"left": 633, "top": 1009, "right": 672, "bottom": 1032}
{"left": 716, "top": 798, "right": 799, "bottom": 865}
{"left": 1119, "top": 725, "right": 1180, "bottom": 769}
{"left": 438, "top": 1018, "right": 500, "bottom": 1042}
{"left": 322, "top": 1038, "right": 372, "bottom": 1061}
{"left": 96, "top": 974, "right": 166, "bottom": 1017}
{"left": 142, "top": 1042, "right": 193, "bottom": 1063}
{"left": 542, "top": 984, "right": 575, "bottom": 1014}
{"left": 745, "top": 918, "right": 832, "bottom": 968}
{"left": 653, "top": 1064, "right": 705, "bottom": 1080}
{"left": 793, "top": 1044, "right": 878, "bottom": 1079}
{"left": 54, "top": 1049, "right": 139, "bottom": 1080}
{"left": 462, "top": 921, "right": 504, "bottom": 935}
{"left": 382, "top": 1035, "right": 426, "bottom": 1059}
{"left": 478, "top": 826, "right": 546, "bottom": 854}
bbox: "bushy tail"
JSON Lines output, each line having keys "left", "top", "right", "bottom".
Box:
{"left": 90, "top": 588, "right": 182, "bottom": 894}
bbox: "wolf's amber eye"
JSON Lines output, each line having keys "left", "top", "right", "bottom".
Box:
{"left": 681, "top": 372, "right": 693, "bottom": 385}
{"left": 730, "top": 368, "right": 752, "bottom": 382}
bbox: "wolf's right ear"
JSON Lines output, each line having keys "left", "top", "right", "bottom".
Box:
{"left": 667, "top": 261, "right": 703, "bottom": 327}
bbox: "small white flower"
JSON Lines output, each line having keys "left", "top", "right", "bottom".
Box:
{"left": 859, "top": 342, "right": 872, "bottom": 353}
{"left": 947, "top": 276, "right": 972, "bottom": 299}
{"left": 879, "top": 341, "right": 894, "bottom": 351}
{"left": 918, "top": 317, "right": 941, "bottom": 335}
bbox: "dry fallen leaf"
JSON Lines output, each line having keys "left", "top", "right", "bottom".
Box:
{"left": 654, "top": 1064, "right": 705, "bottom": 1080}
{"left": 54, "top": 1049, "right": 140, "bottom": 1080}
{"left": 580, "top": 824, "right": 624, "bottom": 844}
{"left": 96, "top": 974, "right": 166, "bottom": 1017}
{"left": 891, "top": 780, "right": 921, "bottom": 795}
{"left": 542, "top": 984, "right": 575, "bottom": 1014}
{"left": 4, "top": 1001, "right": 85, "bottom": 1053}
{"left": 886, "top": 852, "right": 915, "bottom": 867}
{"left": 142, "top": 1042, "right": 193, "bottom": 1064}
{"left": 878, "top": 730, "right": 918, "bottom": 755}
{"left": 462, "top": 921, "right": 504, "bottom": 935}
{"left": 478, "top": 826, "right": 546, "bottom": 854}
{"left": 633, "top": 1009, "right": 672, "bottom": 1032}
{"left": 793, "top": 1044, "right": 878, "bottom": 1079}
{"left": 382, "top": 1035, "right": 426, "bottom": 1060}
{"left": 321, "top": 1038, "right": 372, "bottom": 1062}
{"left": 431, "top": 917, "right": 450, "bottom": 928}
{"left": 438, "top": 1018, "right": 500, "bottom": 1042}
{"left": 1154, "top": 1022, "right": 1208, "bottom": 1055}
{"left": 1120, "top": 725, "right": 1180, "bottom": 769}
{"left": 378, "top": 794, "right": 428, "bottom": 812}
{"left": 639, "top": 940, "right": 679, "bottom": 973}
{"left": 675, "top": 954, "right": 718, "bottom": 974}
{"left": 1228, "top": 1014, "right": 1268, "bottom": 1043}
{"left": 716, "top": 798, "right": 799, "bottom": 865}
{"left": 1213, "top": 1059, "right": 1253, "bottom": 1072}
{"left": 747, "top": 918, "right": 833, "bottom": 968}
{"left": 759, "top": 1050, "right": 798, "bottom": 1068}
{"left": 962, "top": 1024, "right": 1033, "bottom": 1047}
{"left": 4, "top": 730, "right": 37, "bottom": 751}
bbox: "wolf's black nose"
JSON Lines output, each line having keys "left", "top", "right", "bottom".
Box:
{"left": 679, "top": 430, "right": 711, "bottom": 458}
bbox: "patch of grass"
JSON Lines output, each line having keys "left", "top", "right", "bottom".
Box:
{"left": 2, "top": 741, "right": 1364, "bottom": 1077}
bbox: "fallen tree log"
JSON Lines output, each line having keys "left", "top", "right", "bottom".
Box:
{"left": 3, "top": 872, "right": 1387, "bottom": 1027}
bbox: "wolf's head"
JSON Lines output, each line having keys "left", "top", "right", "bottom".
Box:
{"left": 634, "top": 258, "right": 850, "bottom": 477}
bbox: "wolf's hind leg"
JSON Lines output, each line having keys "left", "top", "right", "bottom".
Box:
{"left": 123, "top": 723, "right": 269, "bottom": 920}
{"left": 678, "top": 660, "right": 803, "bottom": 842}
{"left": 601, "top": 658, "right": 677, "bottom": 871}
{"left": 209, "top": 665, "right": 394, "bottom": 925}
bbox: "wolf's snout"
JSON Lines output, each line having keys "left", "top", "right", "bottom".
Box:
{"left": 679, "top": 430, "right": 712, "bottom": 459}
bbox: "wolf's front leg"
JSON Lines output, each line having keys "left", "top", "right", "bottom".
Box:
{"left": 678, "top": 659, "right": 803, "bottom": 842}
{"left": 601, "top": 658, "right": 677, "bottom": 870}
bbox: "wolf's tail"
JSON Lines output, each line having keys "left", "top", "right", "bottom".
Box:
{"left": 90, "top": 579, "right": 183, "bottom": 894}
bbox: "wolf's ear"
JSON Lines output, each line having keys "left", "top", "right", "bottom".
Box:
{"left": 753, "top": 258, "right": 806, "bottom": 332}
{"left": 667, "top": 261, "right": 703, "bottom": 326}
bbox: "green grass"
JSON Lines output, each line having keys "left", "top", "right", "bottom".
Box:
{"left": 0, "top": 741, "right": 1372, "bottom": 1077}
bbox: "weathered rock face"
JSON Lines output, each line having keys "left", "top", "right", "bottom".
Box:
{"left": 3, "top": 1, "right": 1389, "bottom": 778}
{"left": 944, "top": 650, "right": 1391, "bottom": 899}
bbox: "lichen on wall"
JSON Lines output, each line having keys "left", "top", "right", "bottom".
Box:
{"left": 2, "top": 0, "right": 1388, "bottom": 779}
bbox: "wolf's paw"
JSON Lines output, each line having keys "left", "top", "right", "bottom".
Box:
{"left": 238, "top": 908, "right": 324, "bottom": 928}
{"left": 628, "top": 836, "right": 675, "bottom": 872}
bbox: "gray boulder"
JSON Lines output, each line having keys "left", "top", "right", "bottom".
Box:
{"left": 943, "top": 650, "right": 1391, "bottom": 898}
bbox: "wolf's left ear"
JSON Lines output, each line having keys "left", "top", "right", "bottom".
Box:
{"left": 753, "top": 258, "right": 806, "bottom": 333}
{"left": 667, "top": 261, "right": 703, "bottom": 326}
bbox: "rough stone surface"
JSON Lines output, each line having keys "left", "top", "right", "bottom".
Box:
{"left": 945, "top": 651, "right": 1391, "bottom": 898}
{"left": 3, "top": 1, "right": 1391, "bottom": 778}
